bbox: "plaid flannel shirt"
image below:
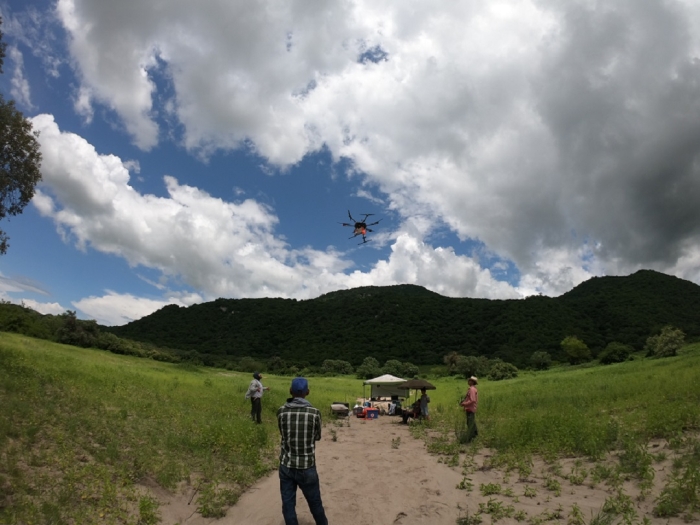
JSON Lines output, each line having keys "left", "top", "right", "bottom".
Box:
{"left": 277, "top": 398, "right": 322, "bottom": 469}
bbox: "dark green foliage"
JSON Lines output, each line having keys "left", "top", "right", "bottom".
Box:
{"left": 645, "top": 325, "right": 685, "bottom": 358}
{"left": 238, "top": 356, "right": 264, "bottom": 373}
{"left": 381, "top": 359, "right": 404, "bottom": 376}
{"left": 267, "top": 355, "right": 287, "bottom": 373}
{"left": 3, "top": 270, "right": 700, "bottom": 371}
{"left": 321, "top": 359, "right": 353, "bottom": 375}
{"left": 488, "top": 360, "right": 518, "bottom": 381}
{"left": 561, "top": 336, "right": 591, "bottom": 365}
{"left": 0, "top": 303, "right": 181, "bottom": 364}
{"left": 102, "top": 271, "right": 700, "bottom": 368}
{"left": 598, "top": 342, "right": 632, "bottom": 365}
{"left": 401, "top": 362, "right": 419, "bottom": 378}
{"left": 0, "top": 18, "right": 43, "bottom": 255}
{"left": 56, "top": 311, "right": 100, "bottom": 348}
{"left": 0, "top": 301, "right": 59, "bottom": 340}
{"left": 455, "top": 355, "right": 490, "bottom": 379}
{"left": 355, "top": 356, "right": 380, "bottom": 379}
{"left": 530, "top": 351, "right": 552, "bottom": 370}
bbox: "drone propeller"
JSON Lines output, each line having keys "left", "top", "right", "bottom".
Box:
{"left": 366, "top": 219, "right": 381, "bottom": 227}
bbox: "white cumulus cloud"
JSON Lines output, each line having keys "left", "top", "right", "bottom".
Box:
{"left": 30, "top": 115, "right": 519, "bottom": 324}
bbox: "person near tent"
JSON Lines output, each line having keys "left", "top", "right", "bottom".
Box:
{"left": 401, "top": 400, "right": 421, "bottom": 424}
{"left": 419, "top": 387, "right": 430, "bottom": 420}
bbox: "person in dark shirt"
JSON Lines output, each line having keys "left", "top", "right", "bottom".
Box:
{"left": 277, "top": 377, "right": 328, "bottom": 525}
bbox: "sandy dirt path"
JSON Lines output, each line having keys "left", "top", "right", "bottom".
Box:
{"left": 155, "top": 414, "right": 688, "bottom": 525}
{"left": 226, "top": 414, "right": 465, "bottom": 525}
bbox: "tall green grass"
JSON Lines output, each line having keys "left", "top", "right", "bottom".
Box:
{"left": 0, "top": 333, "right": 362, "bottom": 524}
{"left": 2, "top": 333, "right": 700, "bottom": 523}
{"left": 428, "top": 345, "right": 700, "bottom": 457}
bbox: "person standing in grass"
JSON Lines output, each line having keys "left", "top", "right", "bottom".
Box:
{"left": 277, "top": 377, "right": 328, "bottom": 525}
{"left": 245, "top": 372, "right": 270, "bottom": 424}
{"left": 419, "top": 387, "right": 431, "bottom": 420}
{"left": 460, "top": 376, "right": 479, "bottom": 442}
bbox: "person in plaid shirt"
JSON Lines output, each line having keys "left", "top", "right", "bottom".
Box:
{"left": 277, "top": 377, "right": 328, "bottom": 525}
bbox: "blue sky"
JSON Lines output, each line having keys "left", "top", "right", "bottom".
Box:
{"left": 1, "top": 0, "right": 700, "bottom": 326}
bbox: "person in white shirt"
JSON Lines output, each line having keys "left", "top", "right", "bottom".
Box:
{"left": 245, "top": 372, "right": 270, "bottom": 424}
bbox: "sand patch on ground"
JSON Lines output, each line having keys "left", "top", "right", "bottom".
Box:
{"left": 150, "top": 415, "right": 689, "bottom": 525}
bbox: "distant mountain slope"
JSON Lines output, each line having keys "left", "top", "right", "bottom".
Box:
{"left": 105, "top": 271, "right": 700, "bottom": 367}
{"left": 559, "top": 270, "right": 700, "bottom": 348}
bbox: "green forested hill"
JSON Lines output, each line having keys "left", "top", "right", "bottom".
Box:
{"left": 104, "top": 270, "right": 700, "bottom": 367}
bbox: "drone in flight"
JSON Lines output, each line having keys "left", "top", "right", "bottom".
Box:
{"left": 339, "top": 210, "right": 382, "bottom": 244}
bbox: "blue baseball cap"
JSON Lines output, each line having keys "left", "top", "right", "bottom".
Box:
{"left": 291, "top": 377, "right": 309, "bottom": 394}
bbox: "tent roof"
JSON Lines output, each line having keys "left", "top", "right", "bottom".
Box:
{"left": 363, "top": 374, "right": 407, "bottom": 385}
{"left": 395, "top": 378, "right": 436, "bottom": 390}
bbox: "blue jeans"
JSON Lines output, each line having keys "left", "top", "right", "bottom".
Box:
{"left": 279, "top": 464, "right": 328, "bottom": 525}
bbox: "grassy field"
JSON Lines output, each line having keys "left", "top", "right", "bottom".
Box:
{"left": 1, "top": 333, "right": 700, "bottom": 524}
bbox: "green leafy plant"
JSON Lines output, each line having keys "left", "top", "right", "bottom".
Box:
{"left": 138, "top": 495, "right": 161, "bottom": 525}
{"left": 456, "top": 509, "right": 483, "bottom": 525}
{"left": 567, "top": 503, "right": 585, "bottom": 525}
{"left": 544, "top": 477, "right": 561, "bottom": 496}
{"left": 653, "top": 446, "right": 700, "bottom": 519}
{"left": 478, "top": 498, "right": 514, "bottom": 521}
{"left": 644, "top": 325, "right": 685, "bottom": 358}
{"left": 561, "top": 336, "right": 591, "bottom": 365}
{"left": 457, "top": 477, "right": 474, "bottom": 491}
{"left": 196, "top": 482, "right": 238, "bottom": 519}
{"left": 480, "top": 483, "right": 502, "bottom": 496}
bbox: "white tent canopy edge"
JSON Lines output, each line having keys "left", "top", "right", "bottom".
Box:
{"left": 362, "top": 374, "right": 408, "bottom": 400}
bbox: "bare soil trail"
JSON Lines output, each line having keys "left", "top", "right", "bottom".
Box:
{"left": 154, "top": 414, "right": 687, "bottom": 525}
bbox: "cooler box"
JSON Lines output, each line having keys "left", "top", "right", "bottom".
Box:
{"left": 365, "top": 408, "right": 379, "bottom": 419}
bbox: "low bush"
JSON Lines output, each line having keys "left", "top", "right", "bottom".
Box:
{"left": 488, "top": 361, "right": 518, "bottom": 381}
{"left": 599, "top": 342, "right": 632, "bottom": 365}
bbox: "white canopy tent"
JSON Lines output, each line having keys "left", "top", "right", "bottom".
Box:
{"left": 362, "top": 374, "right": 408, "bottom": 400}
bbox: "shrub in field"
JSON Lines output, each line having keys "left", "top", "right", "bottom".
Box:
{"left": 322, "top": 359, "right": 353, "bottom": 375}
{"left": 530, "top": 351, "right": 552, "bottom": 370}
{"left": 443, "top": 351, "right": 461, "bottom": 373}
{"left": 598, "top": 342, "right": 632, "bottom": 365}
{"left": 561, "top": 336, "right": 592, "bottom": 365}
{"left": 267, "top": 355, "right": 287, "bottom": 373}
{"left": 456, "top": 355, "right": 490, "bottom": 379}
{"left": 56, "top": 310, "right": 100, "bottom": 348}
{"left": 382, "top": 359, "right": 404, "bottom": 376}
{"left": 401, "top": 362, "right": 419, "bottom": 378}
{"left": 238, "top": 355, "right": 264, "bottom": 372}
{"left": 355, "top": 356, "right": 381, "bottom": 379}
{"left": 644, "top": 326, "right": 685, "bottom": 358}
{"left": 488, "top": 361, "right": 518, "bottom": 381}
